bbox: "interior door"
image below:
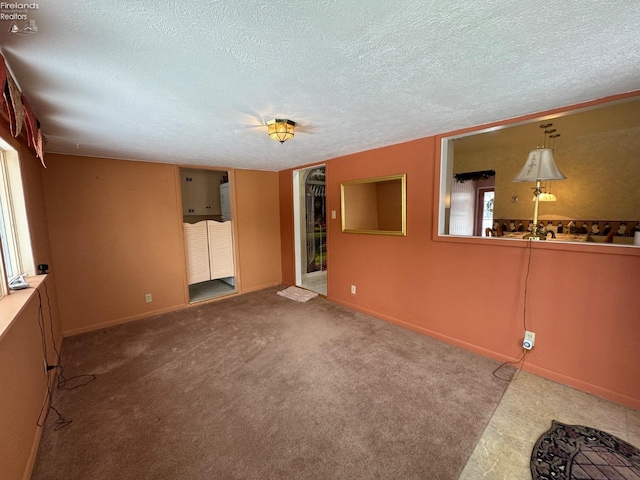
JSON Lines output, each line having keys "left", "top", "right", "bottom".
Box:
{"left": 207, "top": 220, "right": 235, "bottom": 280}
{"left": 184, "top": 221, "right": 210, "bottom": 284}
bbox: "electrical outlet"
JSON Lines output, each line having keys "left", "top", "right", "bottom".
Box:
{"left": 145, "top": 293, "right": 153, "bottom": 303}
{"left": 350, "top": 285, "right": 356, "bottom": 294}
{"left": 331, "top": 210, "right": 336, "bottom": 219}
{"left": 523, "top": 330, "right": 535, "bottom": 350}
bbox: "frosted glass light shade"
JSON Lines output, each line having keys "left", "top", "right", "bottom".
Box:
{"left": 534, "top": 193, "right": 557, "bottom": 201}
{"left": 267, "top": 119, "right": 295, "bottom": 143}
{"left": 513, "top": 148, "right": 566, "bottom": 182}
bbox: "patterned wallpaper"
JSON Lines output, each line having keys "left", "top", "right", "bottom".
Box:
{"left": 494, "top": 218, "right": 639, "bottom": 241}
{"left": 454, "top": 127, "right": 640, "bottom": 222}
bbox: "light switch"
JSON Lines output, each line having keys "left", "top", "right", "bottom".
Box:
{"left": 331, "top": 210, "right": 336, "bottom": 219}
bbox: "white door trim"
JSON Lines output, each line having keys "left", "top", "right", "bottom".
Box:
{"left": 293, "top": 165, "right": 326, "bottom": 287}
{"left": 293, "top": 168, "right": 303, "bottom": 286}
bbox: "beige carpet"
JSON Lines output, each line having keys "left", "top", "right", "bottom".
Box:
{"left": 32, "top": 286, "right": 510, "bottom": 479}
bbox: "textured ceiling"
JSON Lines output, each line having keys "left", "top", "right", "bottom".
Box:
{"left": 1, "top": 1, "right": 639, "bottom": 171}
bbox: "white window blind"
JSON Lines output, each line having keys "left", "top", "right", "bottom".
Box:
{"left": 449, "top": 180, "right": 475, "bottom": 236}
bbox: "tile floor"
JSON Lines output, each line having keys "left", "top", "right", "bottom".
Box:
{"left": 300, "top": 270, "right": 327, "bottom": 296}
{"left": 459, "top": 370, "right": 640, "bottom": 479}
{"left": 188, "top": 279, "right": 236, "bottom": 303}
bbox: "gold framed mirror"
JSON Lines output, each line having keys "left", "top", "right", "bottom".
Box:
{"left": 341, "top": 174, "right": 406, "bottom": 235}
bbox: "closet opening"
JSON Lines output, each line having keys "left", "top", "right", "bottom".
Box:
{"left": 180, "top": 168, "right": 236, "bottom": 303}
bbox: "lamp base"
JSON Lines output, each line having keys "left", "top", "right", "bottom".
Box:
{"left": 523, "top": 231, "right": 547, "bottom": 241}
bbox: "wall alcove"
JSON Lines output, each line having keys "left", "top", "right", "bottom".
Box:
{"left": 341, "top": 174, "right": 406, "bottom": 236}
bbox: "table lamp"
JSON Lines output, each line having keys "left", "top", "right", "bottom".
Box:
{"left": 512, "top": 148, "right": 566, "bottom": 240}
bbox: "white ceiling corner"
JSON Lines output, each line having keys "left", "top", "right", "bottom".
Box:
{"left": 1, "top": 0, "right": 639, "bottom": 171}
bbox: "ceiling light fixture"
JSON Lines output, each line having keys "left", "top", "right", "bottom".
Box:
{"left": 267, "top": 119, "right": 295, "bottom": 144}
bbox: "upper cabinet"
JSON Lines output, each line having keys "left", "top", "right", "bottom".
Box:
{"left": 181, "top": 170, "right": 224, "bottom": 216}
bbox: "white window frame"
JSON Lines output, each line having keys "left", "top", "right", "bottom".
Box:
{"left": 0, "top": 138, "right": 34, "bottom": 298}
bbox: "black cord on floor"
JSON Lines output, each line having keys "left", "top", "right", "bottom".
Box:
{"left": 492, "top": 349, "right": 528, "bottom": 381}
{"left": 57, "top": 365, "right": 96, "bottom": 390}
{"left": 31, "top": 278, "right": 96, "bottom": 430}
{"left": 50, "top": 405, "right": 72, "bottom": 431}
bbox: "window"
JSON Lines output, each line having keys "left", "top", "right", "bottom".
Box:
{"left": 437, "top": 96, "right": 640, "bottom": 248}
{"left": 0, "top": 138, "right": 34, "bottom": 298}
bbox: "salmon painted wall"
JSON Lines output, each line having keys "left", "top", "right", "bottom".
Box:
{"left": 279, "top": 170, "right": 295, "bottom": 286}
{"left": 42, "top": 154, "right": 188, "bottom": 335}
{"left": 42, "top": 155, "right": 283, "bottom": 336}
{"left": 234, "top": 169, "right": 282, "bottom": 292}
{"left": 279, "top": 97, "right": 640, "bottom": 409}
{"left": 0, "top": 124, "right": 62, "bottom": 480}
{"left": 0, "top": 279, "right": 57, "bottom": 480}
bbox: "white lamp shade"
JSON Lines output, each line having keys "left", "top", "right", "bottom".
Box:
{"left": 512, "top": 148, "right": 566, "bottom": 182}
